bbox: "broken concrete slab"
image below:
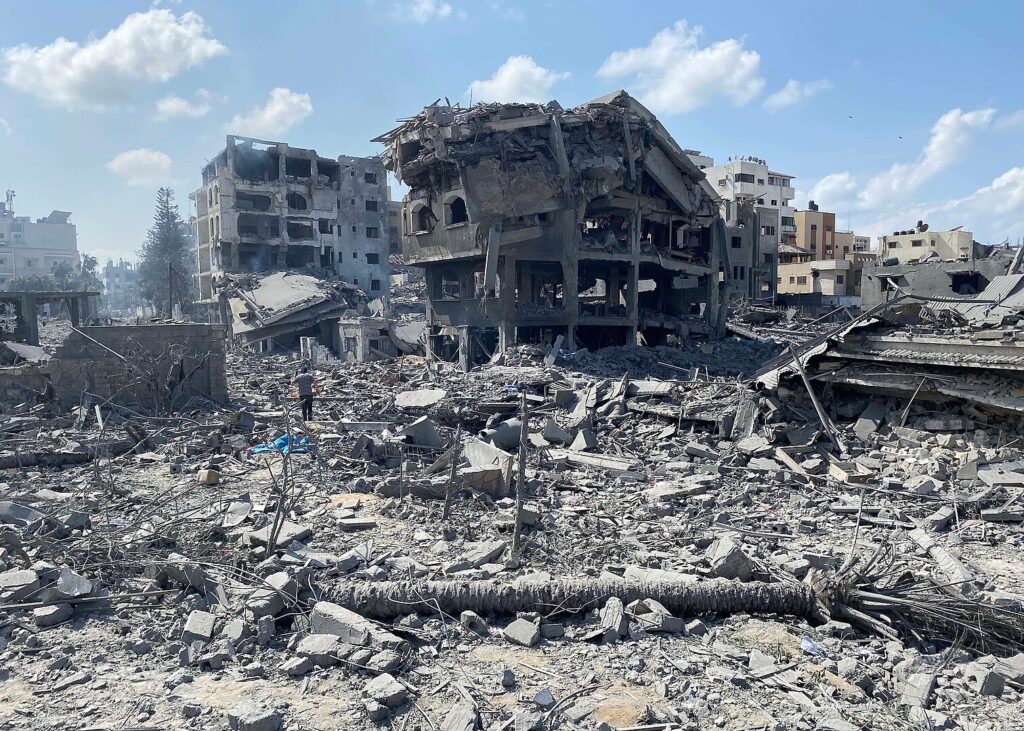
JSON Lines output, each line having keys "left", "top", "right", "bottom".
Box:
{"left": 504, "top": 618, "right": 540, "bottom": 647}
{"left": 310, "top": 601, "right": 408, "bottom": 651}
{"left": 394, "top": 388, "right": 446, "bottom": 409}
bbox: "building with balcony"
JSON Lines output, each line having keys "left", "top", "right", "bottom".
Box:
{"left": 0, "top": 191, "right": 79, "bottom": 289}
{"left": 701, "top": 156, "right": 796, "bottom": 299}
{"left": 191, "top": 135, "right": 390, "bottom": 307}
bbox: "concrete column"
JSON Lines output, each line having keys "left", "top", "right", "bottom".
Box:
{"left": 458, "top": 327, "right": 471, "bottom": 372}
{"left": 21, "top": 294, "right": 39, "bottom": 346}
{"left": 499, "top": 254, "right": 516, "bottom": 351}
{"left": 560, "top": 213, "right": 578, "bottom": 350}
{"left": 69, "top": 296, "right": 81, "bottom": 327}
{"left": 627, "top": 208, "right": 640, "bottom": 342}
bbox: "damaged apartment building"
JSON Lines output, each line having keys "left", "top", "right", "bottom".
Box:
{"left": 375, "top": 91, "right": 742, "bottom": 367}
{"left": 192, "top": 135, "right": 393, "bottom": 357}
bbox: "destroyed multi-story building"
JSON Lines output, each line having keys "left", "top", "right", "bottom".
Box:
{"left": 101, "top": 258, "right": 140, "bottom": 312}
{"left": 191, "top": 136, "right": 391, "bottom": 310}
{"left": 376, "top": 91, "right": 736, "bottom": 367}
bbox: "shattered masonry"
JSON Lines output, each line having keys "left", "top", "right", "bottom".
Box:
{"left": 376, "top": 90, "right": 746, "bottom": 368}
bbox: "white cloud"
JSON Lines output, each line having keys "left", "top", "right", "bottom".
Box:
{"left": 995, "top": 110, "right": 1024, "bottom": 130}
{"left": 0, "top": 117, "right": 10, "bottom": 136}
{"left": 489, "top": 1, "right": 524, "bottom": 21}
{"left": 857, "top": 107, "right": 995, "bottom": 208}
{"left": 468, "top": 55, "right": 570, "bottom": 103}
{"left": 597, "top": 20, "right": 763, "bottom": 115}
{"left": 2, "top": 9, "right": 226, "bottom": 111}
{"left": 394, "top": 0, "right": 454, "bottom": 23}
{"left": 807, "top": 171, "right": 857, "bottom": 208}
{"left": 944, "top": 167, "right": 1024, "bottom": 217}
{"left": 227, "top": 88, "right": 313, "bottom": 137}
{"left": 155, "top": 94, "right": 210, "bottom": 120}
{"left": 763, "top": 79, "right": 832, "bottom": 111}
{"left": 106, "top": 148, "right": 173, "bottom": 186}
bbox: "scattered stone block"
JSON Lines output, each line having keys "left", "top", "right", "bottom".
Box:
{"left": 540, "top": 623, "right": 564, "bottom": 639}
{"left": 295, "top": 633, "right": 343, "bottom": 666}
{"left": 182, "top": 610, "right": 216, "bottom": 644}
{"left": 570, "top": 429, "right": 598, "bottom": 452}
{"left": 310, "top": 601, "right": 408, "bottom": 651}
{"left": 685, "top": 619, "right": 707, "bottom": 636}
{"left": 440, "top": 704, "right": 477, "bottom": 731}
{"left": 364, "top": 673, "right": 407, "bottom": 707}
{"left": 626, "top": 598, "right": 682, "bottom": 633}
{"left": 197, "top": 469, "right": 220, "bottom": 485}
{"left": 281, "top": 656, "right": 313, "bottom": 676}
{"left": 901, "top": 672, "right": 935, "bottom": 708}
{"left": 0, "top": 568, "right": 39, "bottom": 601}
{"left": 367, "top": 649, "right": 402, "bottom": 673}
{"left": 707, "top": 537, "right": 754, "bottom": 581}
{"left": 33, "top": 602, "right": 72, "bottom": 627}
{"left": 504, "top": 618, "right": 540, "bottom": 647}
{"left": 364, "top": 700, "right": 389, "bottom": 722}
{"left": 227, "top": 702, "right": 281, "bottom": 731}
{"left": 533, "top": 687, "right": 556, "bottom": 710}
{"left": 599, "top": 597, "right": 628, "bottom": 641}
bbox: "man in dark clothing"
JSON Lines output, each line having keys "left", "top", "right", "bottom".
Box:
{"left": 294, "top": 366, "right": 315, "bottom": 421}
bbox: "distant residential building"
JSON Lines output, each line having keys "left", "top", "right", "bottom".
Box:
{"left": 684, "top": 150, "right": 714, "bottom": 170}
{"left": 102, "top": 258, "right": 139, "bottom": 311}
{"left": 0, "top": 190, "right": 79, "bottom": 289}
{"left": 701, "top": 155, "right": 796, "bottom": 299}
{"left": 789, "top": 201, "right": 876, "bottom": 297}
{"left": 878, "top": 223, "right": 974, "bottom": 263}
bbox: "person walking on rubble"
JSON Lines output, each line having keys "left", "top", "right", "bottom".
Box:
{"left": 293, "top": 366, "right": 316, "bottom": 421}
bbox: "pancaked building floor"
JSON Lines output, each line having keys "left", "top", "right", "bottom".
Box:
{"left": 374, "top": 91, "right": 753, "bottom": 370}
{"left": 3, "top": 282, "right": 1024, "bottom": 730}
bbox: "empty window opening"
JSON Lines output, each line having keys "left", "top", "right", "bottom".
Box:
{"left": 318, "top": 218, "right": 333, "bottom": 234}
{"left": 371, "top": 279, "right": 381, "bottom": 291}
{"left": 730, "top": 236, "right": 742, "bottom": 249}
{"left": 287, "top": 220, "right": 315, "bottom": 240}
{"left": 236, "top": 192, "right": 272, "bottom": 212}
{"left": 285, "top": 156, "right": 312, "bottom": 179}
{"left": 364, "top": 172, "right": 378, "bottom": 184}
{"left": 366, "top": 253, "right": 380, "bottom": 264}
{"left": 317, "top": 161, "right": 340, "bottom": 185}
{"left": 366, "top": 200, "right": 379, "bottom": 212}
{"left": 413, "top": 206, "right": 434, "bottom": 233}
{"left": 438, "top": 270, "right": 461, "bottom": 300}
{"left": 287, "top": 192, "right": 308, "bottom": 211}
{"left": 447, "top": 196, "right": 468, "bottom": 225}
{"left": 366, "top": 227, "right": 380, "bottom": 238}
{"left": 285, "top": 245, "right": 316, "bottom": 267}
{"left": 237, "top": 213, "right": 280, "bottom": 238}
{"left": 233, "top": 142, "right": 278, "bottom": 182}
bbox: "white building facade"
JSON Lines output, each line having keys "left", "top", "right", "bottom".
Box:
{"left": 698, "top": 156, "right": 796, "bottom": 300}
{"left": 0, "top": 191, "right": 79, "bottom": 289}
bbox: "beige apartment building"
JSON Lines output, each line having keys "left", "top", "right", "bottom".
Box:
{"left": 878, "top": 226, "right": 973, "bottom": 263}
{"left": 780, "top": 202, "right": 876, "bottom": 299}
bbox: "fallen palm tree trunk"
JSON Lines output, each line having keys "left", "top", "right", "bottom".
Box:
{"left": 331, "top": 578, "right": 821, "bottom": 621}
{"left": 331, "top": 576, "right": 1024, "bottom": 653}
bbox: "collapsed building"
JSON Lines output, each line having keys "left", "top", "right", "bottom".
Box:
{"left": 192, "top": 135, "right": 391, "bottom": 310}
{"left": 861, "top": 241, "right": 1016, "bottom": 309}
{"left": 191, "top": 135, "right": 413, "bottom": 360}
{"left": 757, "top": 272, "right": 1024, "bottom": 416}
{"left": 375, "top": 90, "right": 741, "bottom": 367}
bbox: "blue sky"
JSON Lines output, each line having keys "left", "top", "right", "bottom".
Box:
{"left": 2, "top": 0, "right": 1023, "bottom": 265}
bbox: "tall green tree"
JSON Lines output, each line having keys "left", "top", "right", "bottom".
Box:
{"left": 138, "top": 188, "right": 194, "bottom": 315}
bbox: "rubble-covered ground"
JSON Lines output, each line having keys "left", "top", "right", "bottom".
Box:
{"left": 2, "top": 332, "right": 1024, "bottom": 731}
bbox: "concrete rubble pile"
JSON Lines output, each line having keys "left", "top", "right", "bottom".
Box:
{"left": 2, "top": 304, "right": 1024, "bottom": 731}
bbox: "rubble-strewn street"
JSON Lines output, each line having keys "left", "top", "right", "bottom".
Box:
{"left": 3, "top": 298, "right": 1024, "bottom": 730}
{"left": 4, "top": 6, "right": 1024, "bottom": 730}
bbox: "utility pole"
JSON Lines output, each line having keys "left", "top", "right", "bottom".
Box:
{"left": 167, "top": 260, "right": 173, "bottom": 317}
